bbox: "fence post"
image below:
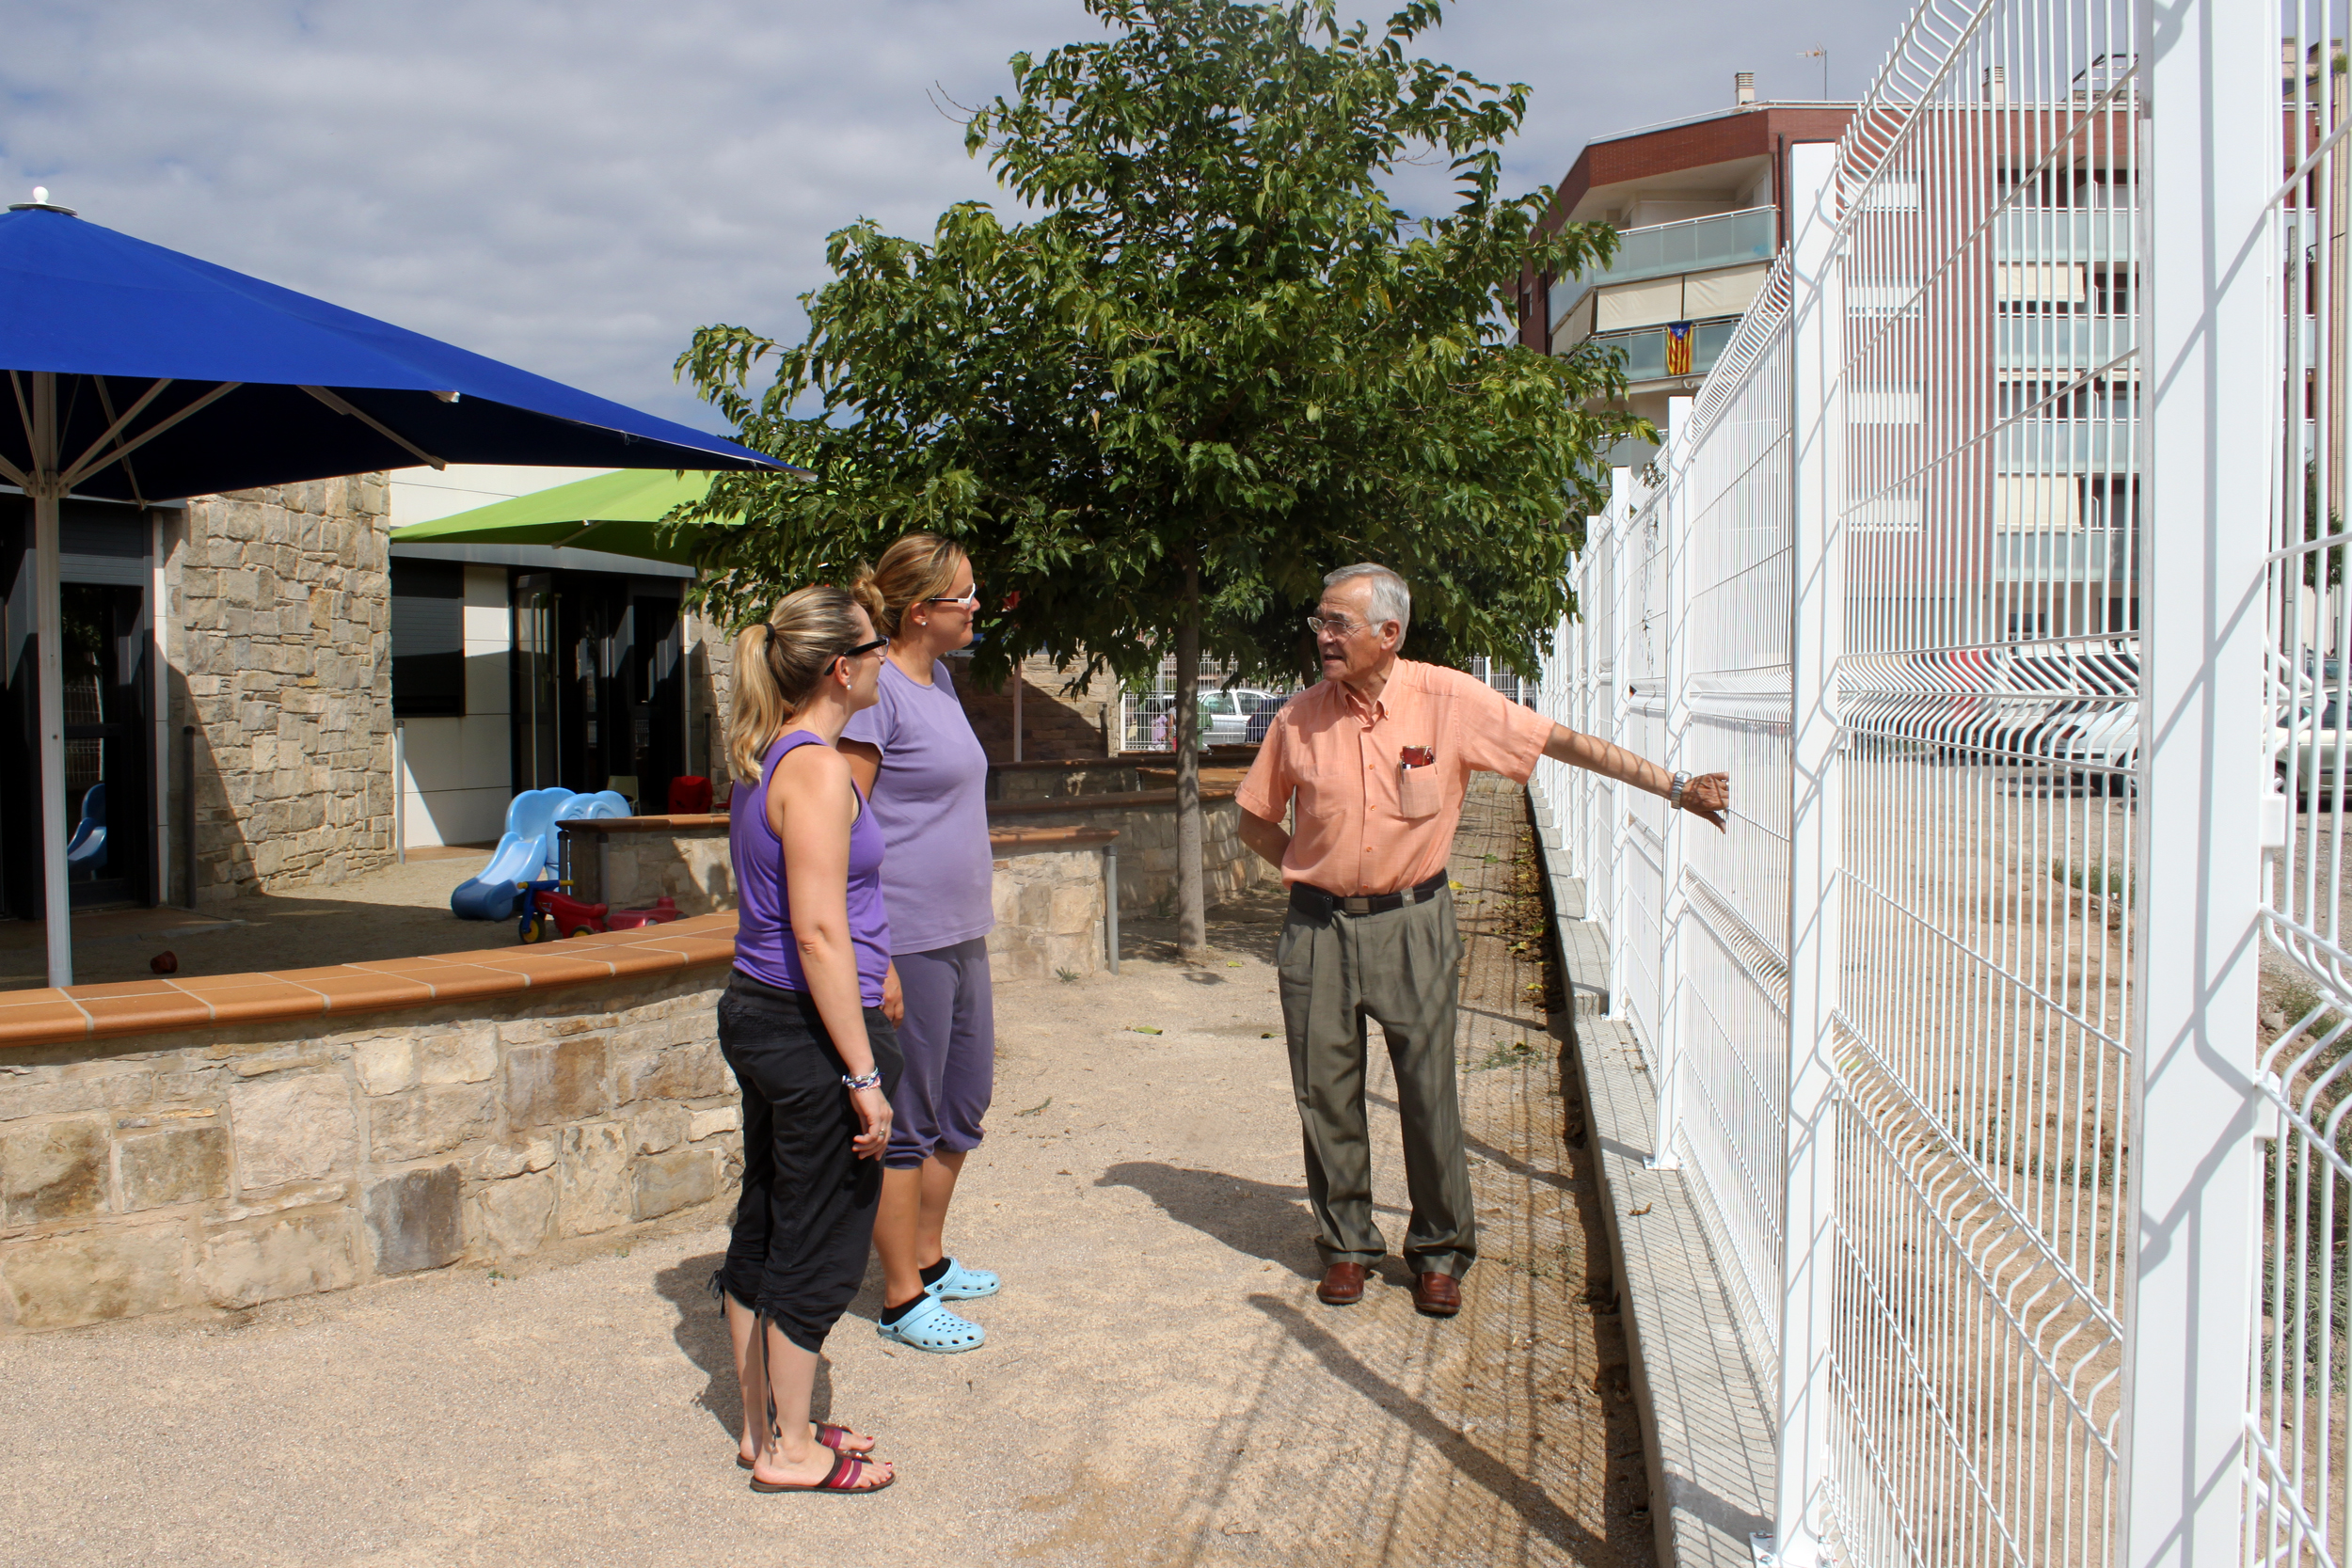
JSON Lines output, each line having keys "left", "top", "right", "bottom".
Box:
{"left": 1771, "top": 138, "right": 1844, "bottom": 1568}
{"left": 1607, "top": 467, "right": 1635, "bottom": 1017}
{"left": 1649, "top": 396, "right": 1696, "bottom": 1171}
{"left": 2119, "top": 0, "right": 2269, "bottom": 1560}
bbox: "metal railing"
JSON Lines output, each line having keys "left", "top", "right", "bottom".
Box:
{"left": 2252, "top": 5, "right": 2352, "bottom": 1565}
{"left": 1549, "top": 204, "right": 1782, "bottom": 325}
{"left": 1522, "top": 0, "right": 2298, "bottom": 1560}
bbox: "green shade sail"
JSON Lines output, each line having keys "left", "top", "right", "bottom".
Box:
{"left": 389, "top": 467, "right": 742, "bottom": 564}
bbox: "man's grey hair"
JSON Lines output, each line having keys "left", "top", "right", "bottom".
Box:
{"left": 1324, "top": 562, "right": 1411, "bottom": 634}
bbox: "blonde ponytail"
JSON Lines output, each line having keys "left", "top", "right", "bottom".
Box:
{"left": 726, "top": 585, "right": 866, "bottom": 781}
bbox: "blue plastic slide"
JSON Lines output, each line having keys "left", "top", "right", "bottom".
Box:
{"left": 451, "top": 787, "right": 580, "bottom": 921}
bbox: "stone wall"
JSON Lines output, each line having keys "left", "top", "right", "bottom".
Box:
{"left": 0, "top": 969, "right": 737, "bottom": 1332}
{"left": 563, "top": 822, "right": 734, "bottom": 915}
{"left": 167, "top": 477, "right": 396, "bottom": 903}
{"left": 989, "top": 760, "right": 1141, "bottom": 801}
{"left": 988, "top": 832, "right": 1113, "bottom": 982}
{"left": 989, "top": 793, "right": 1276, "bottom": 916}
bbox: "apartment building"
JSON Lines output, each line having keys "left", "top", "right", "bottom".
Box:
{"left": 1522, "top": 74, "right": 2147, "bottom": 641}
{"left": 1518, "top": 79, "right": 1855, "bottom": 465}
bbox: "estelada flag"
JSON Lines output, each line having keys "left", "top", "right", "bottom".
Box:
{"left": 1664, "top": 321, "right": 1693, "bottom": 376}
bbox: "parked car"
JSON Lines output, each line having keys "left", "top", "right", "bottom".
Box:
{"left": 1244, "top": 691, "right": 1292, "bottom": 744}
{"left": 1199, "top": 687, "right": 1281, "bottom": 745}
{"left": 2276, "top": 697, "right": 2352, "bottom": 801}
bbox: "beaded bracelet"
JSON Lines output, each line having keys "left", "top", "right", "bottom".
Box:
{"left": 841, "top": 1069, "right": 883, "bottom": 1092}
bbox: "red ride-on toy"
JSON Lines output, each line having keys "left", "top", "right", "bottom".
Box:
{"left": 606, "top": 895, "right": 682, "bottom": 931}
{"left": 519, "top": 882, "right": 609, "bottom": 942}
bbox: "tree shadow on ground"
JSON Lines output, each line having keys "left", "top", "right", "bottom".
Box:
{"left": 1097, "top": 1161, "right": 1407, "bottom": 1282}
{"left": 1243, "top": 1294, "right": 1603, "bottom": 1558}
{"left": 651, "top": 1250, "right": 841, "bottom": 1444}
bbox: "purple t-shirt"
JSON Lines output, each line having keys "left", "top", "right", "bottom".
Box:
{"left": 840, "top": 658, "right": 994, "bottom": 956}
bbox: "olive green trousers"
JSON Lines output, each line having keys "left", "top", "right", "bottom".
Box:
{"left": 1274, "top": 885, "right": 1474, "bottom": 1278}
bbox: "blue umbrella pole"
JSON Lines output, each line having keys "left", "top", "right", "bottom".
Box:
{"left": 31, "top": 373, "right": 72, "bottom": 989}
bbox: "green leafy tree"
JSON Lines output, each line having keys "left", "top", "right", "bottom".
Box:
{"left": 677, "top": 0, "right": 1644, "bottom": 954}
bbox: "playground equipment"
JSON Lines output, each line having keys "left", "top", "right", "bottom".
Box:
{"left": 450, "top": 787, "right": 631, "bottom": 921}
{"left": 64, "top": 782, "right": 107, "bottom": 873}
{"left": 517, "top": 891, "right": 679, "bottom": 944}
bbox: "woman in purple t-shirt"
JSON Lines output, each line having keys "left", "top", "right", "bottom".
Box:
{"left": 715, "top": 584, "right": 898, "bottom": 1495}
{"left": 839, "top": 534, "right": 1000, "bottom": 1354}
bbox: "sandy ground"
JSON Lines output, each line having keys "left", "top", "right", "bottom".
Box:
{"left": 0, "top": 780, "right": 1651, "bottom": 1567}
{"left": 0, "top": 848, "right": 516, "bottom": 990}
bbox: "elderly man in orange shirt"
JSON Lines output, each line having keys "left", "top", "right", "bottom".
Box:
{"left": 1236, "top": 563, "right": 1728, "bottom": 1318}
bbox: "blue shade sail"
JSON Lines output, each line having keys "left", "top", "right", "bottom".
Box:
{"left": 0, "top": 206, "right": 788, "bottom": 500}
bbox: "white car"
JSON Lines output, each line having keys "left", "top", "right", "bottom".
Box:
{"left": 2276, "top": 698, "right": 2351, "bottom": 801}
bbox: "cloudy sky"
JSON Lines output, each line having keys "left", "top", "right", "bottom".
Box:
{"left": 3, "top": 0, "right": 1914, "bottom": 433}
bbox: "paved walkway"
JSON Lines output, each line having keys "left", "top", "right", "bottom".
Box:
{"left": 0, "top": 780, "right": 1651, "bottom": 1566}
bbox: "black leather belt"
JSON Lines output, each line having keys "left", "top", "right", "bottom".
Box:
{"left": 1290, "top": 872, "right": 1449, "bottom": 919}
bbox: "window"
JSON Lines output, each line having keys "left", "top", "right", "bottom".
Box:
{"left": 391, "top": 559, "right": 465, "bottom": 716}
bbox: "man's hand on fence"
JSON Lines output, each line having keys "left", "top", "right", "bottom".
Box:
{"left": 1680, "top": 771, "right": 1731, "bottom": 832}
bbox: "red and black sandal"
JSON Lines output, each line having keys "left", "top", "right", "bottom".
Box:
{"left": 737, "top": 1423, "right": 874, "bottom": 1468}
{"left": 748, "top": 1449, "right": 895, "bottom": 1496}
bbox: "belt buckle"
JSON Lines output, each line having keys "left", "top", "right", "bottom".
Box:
{"left": 1338, "top": 895, "right": 1373, "bottom": 915}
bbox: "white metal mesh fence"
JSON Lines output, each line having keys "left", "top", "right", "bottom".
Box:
{"left": 2256, "top": 3, "right": 2352, "bottom": 1560}
{"left": 1533, "top": 0, "right": 2154, "bottom": 1560}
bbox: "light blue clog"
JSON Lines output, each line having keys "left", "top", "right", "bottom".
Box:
{"left": 927, "top": 1257, "right": 1000, "bottom": 1301}
{"left": 875, "top": 1291, "right": 986, "bottom": 1354}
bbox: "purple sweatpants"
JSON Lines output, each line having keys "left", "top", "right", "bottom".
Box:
{"left": 884, "top": 936, "right": 995, "bottom": 1168}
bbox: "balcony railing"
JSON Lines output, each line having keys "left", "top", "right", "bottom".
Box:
{"left": 1548, "top": 206, "right": 1779, "bottom": 327}
{"left": 1581, "top": 318, "right": 1744, "bottom": 383}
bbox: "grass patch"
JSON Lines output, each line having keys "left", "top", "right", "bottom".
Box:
{"left": 1474, "top": 1038, "right": 1539, "bottom": 1071}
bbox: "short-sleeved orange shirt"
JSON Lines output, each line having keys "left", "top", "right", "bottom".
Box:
{"left": 1236, "top": 660, "right": 1555, "bottom": 896}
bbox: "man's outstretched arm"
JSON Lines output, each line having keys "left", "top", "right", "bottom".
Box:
{"left": 1542, "top": 724, "right": 1731, "bottom": 832}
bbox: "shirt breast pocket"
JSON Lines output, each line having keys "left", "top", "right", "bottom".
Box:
{"left": 1397, "top": 761, "right": 1442, "bottom": 820}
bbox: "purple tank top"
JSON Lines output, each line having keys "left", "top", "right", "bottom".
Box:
{"left": 730, "top": 730, "right": 892, "bottom": 1006}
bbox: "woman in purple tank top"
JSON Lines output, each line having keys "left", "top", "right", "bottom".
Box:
{"left": 712, "top": 584, "right": 899, "bottom": 1497}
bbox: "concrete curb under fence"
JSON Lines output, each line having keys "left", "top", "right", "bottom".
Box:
{"left": 1531, "top": 795, "right": 1775, "bottom": 1568}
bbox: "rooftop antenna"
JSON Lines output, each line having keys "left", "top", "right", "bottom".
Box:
{"left": 1799, "top": 45, "right": 1828, "bottom": 99}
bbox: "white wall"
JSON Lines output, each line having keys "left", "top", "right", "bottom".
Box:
{"left": 398, "top": 564, "right": 514, "bottom": 847}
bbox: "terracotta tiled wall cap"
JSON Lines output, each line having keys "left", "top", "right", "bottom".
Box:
{"left": 0, "top": 913, "right": 740, "bottom": 1052}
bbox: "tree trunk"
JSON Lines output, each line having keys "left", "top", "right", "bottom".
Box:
{"left": 1174, "top": 565, "right": 1207, "bottom": 958}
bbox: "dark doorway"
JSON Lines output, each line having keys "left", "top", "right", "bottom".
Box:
{"left": 528, "top": 571, "right": 683, "bottom": 813}
{"left": 0, "top": 562, "right": 151, "bottom": 918}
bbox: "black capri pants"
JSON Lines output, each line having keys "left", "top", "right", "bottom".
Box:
{"left": 716, "top": 972, "right": 903, "bottom": 1354}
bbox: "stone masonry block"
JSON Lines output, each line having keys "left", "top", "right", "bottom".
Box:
{"left": 470, "top": 1171, "right": 555, "bottom": 1258}
{"left": 230, "top": 1074, "right": 358, "bottom": 1191}
{"left": 119, "top": 1122, "right": 230, "bottom": 1212}
{"left": 504, "top": 1037, "right": 610, "bottom": 1129}
{"left": 0, "top": 1224, "right": 190, "bottom": 1329}
{"left": 1, "top": 1116, "right": 110, "bottom": 1226}
{"left": 369, "top": 1083, "right": 496, "bottom": 1164}
{"left": 352, "top": 1036, "right": 417, "bottom": 1096}
{"left": 363, "top": 1164, "right": 463, "bottom": 1275}
{"left": 633, "top": 1102, "right": 688, "bottom": 1155}
{"left": 555, "top": 1123, "right": 632, "bottom": 1238}
{"left": 688, "top": 1106, "right": 741, "bottom": 1143}
{"left": 635, "top": 1148, "right": 720, "bottom": 1221}
{"left": 420, "top": 1028, "right": 497, "bottom": 1085}
{"left": 616, "top": 1041, "right": 727, "bottom": 1104}
{"left": 198, "top": 1211, "right": 358, "bottom": 1308}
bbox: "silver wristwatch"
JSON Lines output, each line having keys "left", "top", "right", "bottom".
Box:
{"left": 1668, "top": 770, "right": 1692, "bottom": 808}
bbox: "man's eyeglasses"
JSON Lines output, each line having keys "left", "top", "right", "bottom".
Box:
{"left": 924, "top": 581, "right": 981, "bottom": 609}
{"left": 1307, "top": 614, "right": 1375, "bottom": 637}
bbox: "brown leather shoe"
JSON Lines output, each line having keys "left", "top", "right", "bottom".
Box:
{"left": 1316, "top": 1261, "right": 1368, "bottom": 1305}
{"left": 1413, "top": 1271, "right": 1462, "bottom": 1317}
